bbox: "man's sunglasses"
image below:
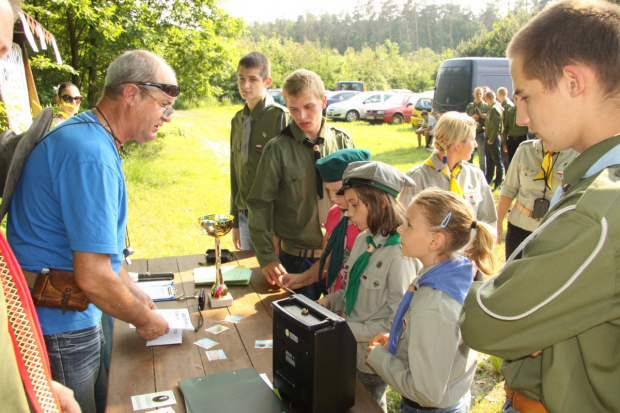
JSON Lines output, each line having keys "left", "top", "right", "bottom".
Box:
{"left": 60, "top": 95, "right": 82, "bottom": 104}
{"left": 134, "top": 82, "right": 181, "bottom": 98}
{"left": 178, "top": 289, "right": 205, "bottom": 332}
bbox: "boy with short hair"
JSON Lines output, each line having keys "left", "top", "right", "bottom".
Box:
{"left": 466, "top": 87, "right": 489, "bottom": 172}
{"left": 460, "top": 1, "right": 620, "bottom": 411}
{"left": 484, "top": 90, "right": 504, "bottom": 190}
{"left": 230, "top": 52, "right": 289, "bottom": 251}
{"left": 414, "top": 111, "right": 436, "bottom": 149}
{"left": 247, "top": 69, "right": 355, "bottom": 300}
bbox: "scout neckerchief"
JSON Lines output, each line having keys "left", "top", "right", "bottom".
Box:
{"left": 534, "top": 148, "right": 559, "bottom": 190}
{"left": 387, "top": 255, "right": 473, "bottom": 354}
{"left": 241, "top": 92, "right": 275, "bottom": 164}
{"left": 318, "top": 210, "right": 348, "bottom": 290}
{"left": 0, "top": 233, "right": 62, "bottom": 412}
{"left": 424, "top": 155, "right": 464, "bottom": 197}
{"left": 344, "top": 232, "right": 401, "bottom": 315}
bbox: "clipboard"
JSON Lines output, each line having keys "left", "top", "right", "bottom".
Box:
{"left": 136, "top": 280, "right": 177, "bottom": 301}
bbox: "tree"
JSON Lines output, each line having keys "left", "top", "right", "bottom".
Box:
{"left": 22, "top": 0, "right": 243, "bottom": 106}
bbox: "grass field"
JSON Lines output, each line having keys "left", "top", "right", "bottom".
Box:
{"left": 123, "top": 104, "right": 506, "bottom": 412}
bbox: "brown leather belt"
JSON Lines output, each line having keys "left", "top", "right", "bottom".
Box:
{"left": 504, "top": 383, "right": 548, "bottom": 413}
{"left": 281, "top": 245, "right": 323, "bottom": 258}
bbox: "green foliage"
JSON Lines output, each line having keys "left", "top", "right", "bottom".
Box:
{"left": 22, "top": 0, "right": 244, "bottom": 106}
{"left": 457, "top": 9, "right": 535, "bottom": 57}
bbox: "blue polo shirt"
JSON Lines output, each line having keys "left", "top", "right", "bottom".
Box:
{"left": 7, "top": 111, "right": 127, "bottom": 335}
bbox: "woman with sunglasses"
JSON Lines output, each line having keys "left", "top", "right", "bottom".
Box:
{"left": 52, "top": 82, "right": 82, "bottom": 128}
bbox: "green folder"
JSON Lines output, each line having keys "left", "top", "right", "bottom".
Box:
{"left": 193, "top": 266, "right": 252, "bottom": 286}
{"left": 179, "top": 367, "right": 291, "bottom": 413}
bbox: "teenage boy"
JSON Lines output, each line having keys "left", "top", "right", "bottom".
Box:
{"left": 414, "top": 111, "right": 436, "bottom": 149}
{"left": 230, "top": 52, "right": 289, "bottom": 251}
{"left": 502, "top": 92, "right": 529, "bottom": 168}
{"left": 247, "top": 69, "right": 355, "bottom": 300}
{"left": 460, "top": 1, "right": 620, "bottom": 411}
{"left": 466, "top": 87, "right": 489, "bottom": 173}
{"left": 484, "top": 90, "right": 504, "bottom": 190}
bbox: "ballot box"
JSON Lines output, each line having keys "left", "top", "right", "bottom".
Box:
{"left": 272, "top": 294, "right": 356, "bottom": 413}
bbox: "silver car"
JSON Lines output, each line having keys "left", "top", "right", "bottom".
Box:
{"left": 325, "top": 91, "right": 394, "bottom": 122}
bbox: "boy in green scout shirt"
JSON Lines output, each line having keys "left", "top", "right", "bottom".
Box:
{"left": 502, "top": 92, "right": 529, "bottom": 168}
{"left": 460, "top": 1, "right": 620, "bottom": 412}
{"left": 247, "top": 69, "right": 354, "bottom": 300}
{"left": 484, "top": 90, "right": 504, "bottom": 190}
{"left": 230, "top": 52, "right": 289, "bottom": 251}
{"left": 466, "top": 87, "right": 489, "bottom": 173}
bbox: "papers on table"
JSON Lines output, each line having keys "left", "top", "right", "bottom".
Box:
{"left": 205, "top": 324, "right": 229, "bottom": 334}
{"left": 136, "top": 280, "right": 176, "bottom": 301}
{"left": 147, "top": 329, "right": 183, "bottom": 347}
{"left": 131, "top": 390, "right": 176, "bottom": 411}
{"left": 193, "top": 266, "right": 252, "bottom": 285}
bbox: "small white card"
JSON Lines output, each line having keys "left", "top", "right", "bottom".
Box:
{"left": 146, "top": 407, "right": 175, "bottom": 413}
{"left": 206, "top": 349, "right": 227, "bottom": 361}
{"left": 129, "top": 308, "right": 194, "bottom": 331}
{"left": 255, "top": 340, "right": 273, "bottom": 349}
{"left": 146, "top": 329, "right": 183, "bottom": 347}
{"left": 221, "top": 315, "right": 243, "bottom": 323}
{"left": 131, "top": 390, "right": 176, "bottom": 411}
{"left": 194, "top": 338, "right": 218, "bottom": 350}
{"left": 205, "top": 324, "right": 229, "bottom": 334}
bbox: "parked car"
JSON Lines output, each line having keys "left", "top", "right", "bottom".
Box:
{"left": 361, "top": 93, "right": 418, "bottom": 125}
{"left": 336, "top": 80, "right": 364, "bottom": 92}
{"left": 267, "top": 88, "right": 285, "bottom": 106}
{"left": 389, "top": 89, "right": 414, "bottom": 94}
{"left": 323, "top": 90, "right": 361, "bottom": 115}
{"left": 325, "top": 91, "right": 394, "bottom": 122}
{"left": 410, "top": 90, "right": 434, "bottom": 127}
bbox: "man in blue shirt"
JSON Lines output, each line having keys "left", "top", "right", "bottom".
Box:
{"left": 7, "top": 50, "right": 178, "bottom": 413}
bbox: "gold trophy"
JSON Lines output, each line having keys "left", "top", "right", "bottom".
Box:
{"left": 199, "top": 214, "right": 234, "bottom": 308}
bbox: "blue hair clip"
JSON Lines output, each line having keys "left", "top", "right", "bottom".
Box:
{"left": 442, "top": 155, "right": 448, "bottom": 164}
{"left": 440, "top": 212, "right": 452, "bottom": 228}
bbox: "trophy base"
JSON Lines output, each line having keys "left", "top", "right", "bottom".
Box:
{"left": 209, "top": 292, "right": 233, "bottom": 308}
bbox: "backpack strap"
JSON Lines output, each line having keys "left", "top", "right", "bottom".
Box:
{"left": 0, "top": 107, "right": 55, "bottom": 221}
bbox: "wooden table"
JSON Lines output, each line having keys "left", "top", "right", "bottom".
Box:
{"left": 106, "top": 251, "right": 382, "bottom": 412}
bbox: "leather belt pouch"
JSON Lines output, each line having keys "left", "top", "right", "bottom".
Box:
{"left": 31, "top": 268, "right": 90, "bottom": 314}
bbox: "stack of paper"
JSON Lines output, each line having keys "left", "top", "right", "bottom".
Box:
{"left": 136, "top": 280, "right": 176, "bottom": 301}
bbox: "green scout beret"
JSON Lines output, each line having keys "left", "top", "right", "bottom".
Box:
{"left": 337, "top": 161, "right": 416, "bottom": 197}
{"left": 315, "top": 148, "right": 371, "bottom": 182}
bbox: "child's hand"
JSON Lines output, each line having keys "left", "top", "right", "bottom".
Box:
{"left": 282, "top": 272, "right": 312, "bottom": 290}
{"left": 317, "top": 296, "right": 330, "bottom": 309}
{"left": 366, "top": 332, "right": 389, "bottom": 359}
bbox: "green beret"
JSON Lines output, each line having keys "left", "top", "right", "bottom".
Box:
{"left": 315, "top": 149, "right": 371, "bottom": 182}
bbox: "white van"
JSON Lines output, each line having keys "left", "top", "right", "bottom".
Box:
{"left": 433, "top": 58, "right": 513, "bottom": 114}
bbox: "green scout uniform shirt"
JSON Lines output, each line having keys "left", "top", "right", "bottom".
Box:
{"left": 484, "top": 101, "right": 503, "bottom": 144}
{"left": 503, "top": 104, "right": 528, "bottom": 139}
{"left": 500, "top": 98, "right": 514, "bottom": 111}
{"left": 465, "top": 100, "right": 489, "bottom": 133}
{"left": 247, "top": 119, "right": 354, "bottom": 268}
{"left": 230, "top": 94, "right": 289, "bottom": 228}
{"left": 460, "top": 134, "right": 620, "bottom": 412}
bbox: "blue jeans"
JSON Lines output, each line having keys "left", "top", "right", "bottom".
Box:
{"left": 501, "top": 397, "right": 521, "bottom": 412}
{"left": 278, "top": 249, "right": 321, "bottom": 299}
{"left": 44, "top": 324, "right": 108, "bottom": 413}
{"left": 485, "top": 138, "right": 503, "bottom": 186}
{"left": 475, "top": 132, "right": 486, "bottom": 174}
{"left": 357, "top": 370, "right": 388, "bottom": 412}
{"left": 238, "top": 209, "right": 254, "bottom": 251}
{"left": 401, "top": 390, "right": 471, "bottom": 413}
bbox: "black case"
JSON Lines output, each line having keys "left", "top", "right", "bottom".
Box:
{"left": 272, "top": 294, "right": 356, "bottom": 413}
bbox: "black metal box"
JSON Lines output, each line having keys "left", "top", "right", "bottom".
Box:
{"left": 272, "top": 294, "right": 356, "bottom": 413}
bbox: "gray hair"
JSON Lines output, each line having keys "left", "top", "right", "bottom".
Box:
{"left": 103, "top": 50, "right": 176, "bottom": 98}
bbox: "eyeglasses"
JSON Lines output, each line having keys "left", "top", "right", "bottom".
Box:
{"left": 137, "top": 85, "right": 174, "bottom": 119}
{"left": 134, "top": 82, "right": 181, "bottom": 98}
{"left": 60, "top": 95, "right": 82, "bottom": 104}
